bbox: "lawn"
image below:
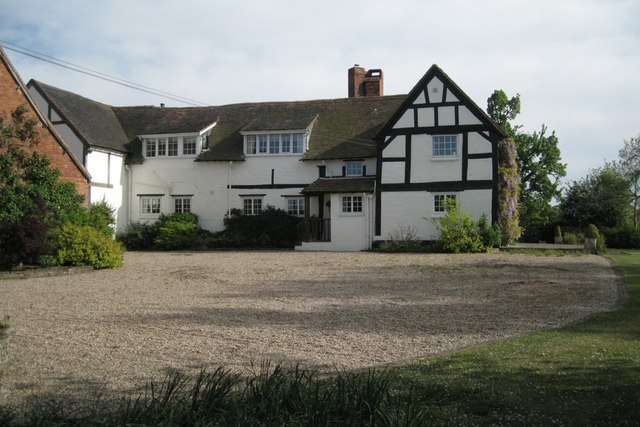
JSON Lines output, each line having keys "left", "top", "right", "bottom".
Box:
{"left": 391, "top": 249, "right": 640, "bottom": 426}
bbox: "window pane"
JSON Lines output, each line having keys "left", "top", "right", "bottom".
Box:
{"left": 346, "top": 162, "right": 363, "bottom": 176}
{"left": 243, "top": 199, "right": 252, "bottom": 215}
{"left": 287, "top": 198, "right": 304, "bottom": 216}
{"left": 292, "top": 134, "right": 304, "bottom": 153}
{"left": 168, "top": 137, "right": 178, "bottom": 156}
{"left": 342, "top": 196, "right": 351, "bottom": 213}
{"left": 269, "top": 134, "right": 280, "bottom": 154}
{"left": 246, "top": 135, "right": 257, "bottom": 154}
{"left": 432, "top": 135, "right": 457, "bottom": 157}
{"left": 353, "top": 196, "right": 362, "bottom": 212}
{"left": 145, "top": 139, "right": 156, "bottom": 157}
{"left": 142, "top": 197, "right": 161, "bottom": 214}
{"left": 183, "top": 137, "right": 196, "bottom": 155}
{"left": 175, "top": 197, "right": 191, "bottom": 213}
{"left": 157, "top": 138, "right": 166, "bottom": 156}
{"left": 281, "top": 134, "right": 291, "bottom": 152}
{"left": 259, "top": 135, "right": 268, "bottom": 153}
{"left": 434, "top": 194, "right": 456, "bottom": 212}
{"left": 243, "top": 198, "right": 262, "bottom": 215}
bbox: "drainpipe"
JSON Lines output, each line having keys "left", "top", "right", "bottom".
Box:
{"left": 227, "top": 161, "right": 233, "bottom": 217}
{"left": 364, "top": 192, "right": 374, "bottom": 250}
{"left": 125, "top": 164, "right": 132, "bottom": 226}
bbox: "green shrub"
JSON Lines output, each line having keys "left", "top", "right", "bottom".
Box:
{"left": 153, "top": 213, "right": 200, "bottom": 250}
{"left": 478, "top": 214, "right": 502, "bottom": 248}
{"left": 54, "top": 223, "right": 123, "bottom": 269}
{"left": 116, "top": 221, "right": 158, "bottom": 250}
{"left": 563, "top": 232, "right": 578, "bottom": 245}
{"left": 585, "top": 223, "right": 600, "bottom": 239}
{"left": 220, "top": 207, "right": 302, "bottom": 248}
{"left": 602, "top": 227, "right": 640, "bottom": 249}
{"left": 435, "top": 200, "right": 486, "bottom": 253}
{"left": 86, "top": 199, "right": 116, "bottom": 237}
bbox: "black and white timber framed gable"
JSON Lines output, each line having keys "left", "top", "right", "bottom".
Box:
{"left": 374, "top": 64, "right": 506, "bottom": 239}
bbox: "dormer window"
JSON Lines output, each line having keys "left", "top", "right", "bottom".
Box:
{"left": 143, "top": 135, "right": 201, "bottom": 158}
{"left": 345, "top": 161, "right": 364, "bottom": 177}
{"left": 243, "top": 132, "right": 306, "bottom": 156}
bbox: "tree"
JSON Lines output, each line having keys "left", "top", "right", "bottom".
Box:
{"left": 487, "top": 90, "right": 566, "bottom": 241}
{"left": 561, "top": 163, "right": 631, "bottom": 229}
{"left": 616, "top": 134, "right": 640, "bottom": 229}
{"left": 487, "top": 89, "right": 521, "bottom": 137}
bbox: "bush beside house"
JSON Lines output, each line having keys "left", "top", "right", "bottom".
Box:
{"left": 0, "top": 106, "right": 122, "bottom": 270}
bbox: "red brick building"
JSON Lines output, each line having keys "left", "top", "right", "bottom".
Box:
{"left": 0, "top": 48, "right": 90, "bottom": 201}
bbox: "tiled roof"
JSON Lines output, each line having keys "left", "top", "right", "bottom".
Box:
{"left": 112, "top": 105, "right": 218, "bottom": 138}
{"left": 195, "top": 95, "right": 406, "bottom": 162}
{"left": 302, "top": 177, "right": 375, "bottom": 194}
{"left": 29, "top": 80, "right": 131, "bottom": 154}
{"left": 29, "top": 82, "right": 407, "bottom": 164}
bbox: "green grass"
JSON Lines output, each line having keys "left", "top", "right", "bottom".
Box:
{"left": 2, "top": 251, "right": 639, "bottom": 425}
{"left": 391, "top": 249, "right": 640, "bottom": 426}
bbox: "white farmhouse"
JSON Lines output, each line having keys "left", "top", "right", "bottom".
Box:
{"left": 27, "top": 65, "right": 505, "bottom": 251}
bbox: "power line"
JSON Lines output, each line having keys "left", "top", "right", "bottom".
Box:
{"left": 0, "top": 40, "right": 211, "bottom": 107}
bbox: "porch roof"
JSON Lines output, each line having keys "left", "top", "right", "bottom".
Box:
{"left": 302, "top": 177, "right": 375, "bottom": 195}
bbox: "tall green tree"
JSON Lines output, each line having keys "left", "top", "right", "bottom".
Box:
{"left": 487, "top": 89, "right": 521, "bottom": 137}
{"left": 487, "top": 90, "right": 566, "bottom": 241}
{"left": 561, "top": 163, "right": 631, "bottom": 229}
{"left": 616, "top": 134, "right": 640, "bottom": 229}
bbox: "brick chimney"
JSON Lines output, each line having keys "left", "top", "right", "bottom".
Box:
{"left": 348, "top": 65, "right": 383, "bottom": 98}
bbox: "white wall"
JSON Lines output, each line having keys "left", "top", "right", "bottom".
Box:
{"left": 129, "top": 155, "right": 328, "bottom": 232}
{"left": 86, "top": 150, "right": 127, "bottom": 230}
{"left": 298, "top": 192, "right": 373, "bottom": 251}
{"left": 410, "top": 134, "right": 462, "bottom": 182}
{"left": 378, "top": 189, "right": 493, "bottom": 241}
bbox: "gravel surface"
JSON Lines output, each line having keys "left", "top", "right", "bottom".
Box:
{"left": 0, "top": 251, "right": 622, "bottom": 405}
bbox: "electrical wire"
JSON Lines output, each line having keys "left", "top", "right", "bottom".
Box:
{"left": 0, "top": 40, "right": 211, "bottom": 107}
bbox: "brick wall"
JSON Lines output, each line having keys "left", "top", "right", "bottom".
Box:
{"left": 1, "top": 53, "right": 90, "bottom": 203}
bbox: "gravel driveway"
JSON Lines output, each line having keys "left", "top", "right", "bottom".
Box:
{"left": 0, "top": 251, "right": 622, "bottom": 405}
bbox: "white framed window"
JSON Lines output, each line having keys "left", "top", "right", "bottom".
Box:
{"left": 433, "top": 193, "right": 457, "bottom": 214}
{"left": 282, "top": 134, "right": 291, "bottom": 153}
{"left": 258, "top": 135, "right": 268, "bottom": 153}
{"left": 269, "top": 134, "right": 280, "bottom": 154}
{"left": 157, "top": 138, "right": 166, "bottom": 156}
{"left": 246, "top": 135, "right": 257, "bottom": 154}
{"left": 342, "top": 195, "right": 363, "bottom": 214}
{"left": 168, "top": 137, "right": 178, "bottom": 156}
{"left": 174, "top": 197, "right": 191, "bottom": 213}
{"left": 292, "top": 134, "right": 304, "bottom": 153}
{"left": 242, "top": 197, "right": 263, "bottom": 215}
{"left": 141, "top": 196, "right": 161, "bottom": 215}
{"left": 287, "top": 197, "right": 305, "bottom": 216}
{"left": 183, "top": 137, "right": 197, "bottom": 155}
{"left": 143, "top": 135, "right": 200, "bottom": 158}
{"left": 145, "top": 138, "right": 157, "bottom": 157}
{"left": 345, "top": 162, "right": 363, "bottom": 177}
{"left": 243, "top": 132, "right": 306, "bottom": 156}
{"left": 432, "top": 135, "right": 458, "bottom": 158}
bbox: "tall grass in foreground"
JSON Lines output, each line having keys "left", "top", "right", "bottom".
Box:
{"left": 0, "top": 363, "right": 426, "bottom": 426}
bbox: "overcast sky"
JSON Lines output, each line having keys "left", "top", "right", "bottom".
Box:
{"left": 1, "top": 0, "right": 638, "bottom": 184}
